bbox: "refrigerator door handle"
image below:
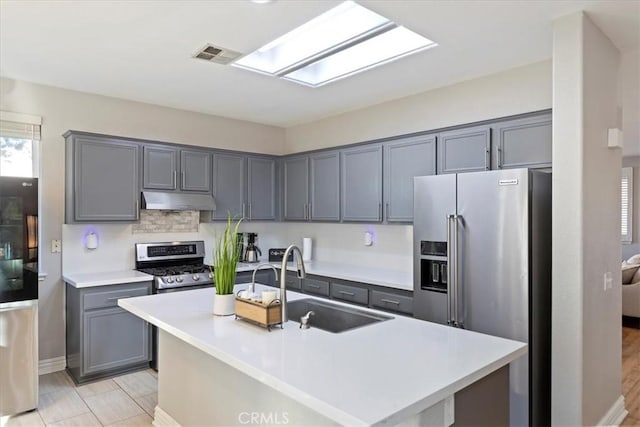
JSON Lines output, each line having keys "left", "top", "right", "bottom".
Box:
{"left": 454, "top": 214, "right": 462, "bottom": 328}
{"left": 446, "top": 214, "right": 454, "bottom": 325}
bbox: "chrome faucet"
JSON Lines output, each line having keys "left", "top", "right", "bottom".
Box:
{"left": 280, "top": 245, "right": 306, "bottom": 324}
{"left": 249, "top": 263, "right": 279, "bottom": 294}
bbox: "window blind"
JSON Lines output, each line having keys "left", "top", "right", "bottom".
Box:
{"left": 622, "top": 167, "right": 633, "bottom": 243}
{"left": 0, "top": 111, "right": 41, "bottom": 140}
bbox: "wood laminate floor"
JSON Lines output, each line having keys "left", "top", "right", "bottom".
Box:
{"left": 623, "top": 326, "right": 640, "bottom": 426}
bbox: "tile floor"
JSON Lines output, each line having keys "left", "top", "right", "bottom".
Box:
{"left": 4, "top": 369, "right": 157, "bottom": 427}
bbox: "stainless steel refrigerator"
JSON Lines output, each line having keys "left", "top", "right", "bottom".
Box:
{"left": 1, "top": 177, "right": 39, "bottom": 417}
{"left": 413, "top": 168, "right": 551, "bottom": 427}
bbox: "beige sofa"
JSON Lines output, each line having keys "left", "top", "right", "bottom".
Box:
{"left": 622, "top": 255, "right": 640, "bottom": 321}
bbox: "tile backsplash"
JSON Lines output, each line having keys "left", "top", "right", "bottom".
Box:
{"left": 132, "top": 210, "right": 199, "bottom": 234}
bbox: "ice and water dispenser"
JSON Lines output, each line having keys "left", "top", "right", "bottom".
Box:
{"left": 419, "top": 241, "right": 448, "bottom": 293}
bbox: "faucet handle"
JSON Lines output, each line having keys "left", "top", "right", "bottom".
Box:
{"left": 300, "top": 311, "right": 315, "bottom": 329}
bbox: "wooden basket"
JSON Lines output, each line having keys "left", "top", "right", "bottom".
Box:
{"left": 235, "top": 297, "right": 282, "bottom": 330}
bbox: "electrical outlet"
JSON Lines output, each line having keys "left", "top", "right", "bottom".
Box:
{"left": 51, "top": 239, "right": 62, "bottom": 253}
{"left": 603, "top": 271, "right": 612, "bottom": 290}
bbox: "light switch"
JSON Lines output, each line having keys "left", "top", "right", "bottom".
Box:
{"left": 603, "top": 271, "right": 612, "bottom": 290}
{"left": 51, "top": 239, "right": 62, "bottom": 253}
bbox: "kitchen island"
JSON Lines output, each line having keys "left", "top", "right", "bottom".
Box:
{"left": 119, "top": 284, "right": 526, "bottom": 426}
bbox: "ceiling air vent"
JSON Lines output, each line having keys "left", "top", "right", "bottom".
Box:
{"left": 192, "top": 44, "right": 241, "bottom": 65}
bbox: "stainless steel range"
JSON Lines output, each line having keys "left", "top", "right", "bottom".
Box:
{"left": 135, "top": 241, "right": 214, "bottom": 291}
{"left": 135, "top": 240, "right": 214, "bottom": 370}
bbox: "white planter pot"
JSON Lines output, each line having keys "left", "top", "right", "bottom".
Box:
{"left": 213, "top": 293, "right": 235, "bottom": 316}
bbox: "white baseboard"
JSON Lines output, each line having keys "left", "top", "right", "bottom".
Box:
{"left": 153, "top": 406, "right": 181, "bottom": 427}
{"left": 38, "top": 356, "right": 66, "bottom": 375}
{"left": 597, "top": 395, "right": 628, "bottom": 426}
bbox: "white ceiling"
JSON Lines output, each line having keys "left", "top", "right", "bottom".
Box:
{"left": 0, "top": 0, "right": 638, "bottom": 127}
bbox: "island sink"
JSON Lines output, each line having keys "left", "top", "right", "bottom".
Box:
{"left": 287, "top": 298, "right": 392, "bottom": 333}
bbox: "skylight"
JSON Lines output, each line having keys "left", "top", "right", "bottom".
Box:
{"left": 232, "top": 1, "right": 437, "bottom": 87}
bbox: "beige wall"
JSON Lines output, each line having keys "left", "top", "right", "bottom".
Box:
{"left": 551, "top": 12, "right": 622, "bottom": 426}
{"left": 284, "top": 60, "right": 552, "bottom": 153}
{"left": 0, "top": 77, "right": 285, "bottom": 361}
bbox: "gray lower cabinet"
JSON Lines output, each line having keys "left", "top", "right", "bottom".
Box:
{"left": 283, "top": 156, "right": 309, "bottom": 221}
{"left": 66, "top": 282, "right": 152, "bottom": 384}
{"left": 247, "top": 156, "right": 277, "bottom": 220}
{"left": 211, "top": 153, "right": 246, "bottom": 220}
{"left": 235, "top": 270, "right": 277, "bottom": 287}
{"left": 383, "top": 134, "right": 437, "bottom": 222}
{"left": 493, "top": 113, "right": 552, "bottom": 169}
{"left": 437, "top": 125, "right": 491, "bottom": 174}
{"left": 300, "top": 275, "right": 330, "bottom": 297}
{"left": 65, "top": 133, "right": 140, "bottom": 223}
{"left": 341, "top": 144, "right": 383, "bottom": 222}
{"left": 309, "top": 151, "right": 340, "bottom": 221}
{"left": 330, "top": 280, "right": 368, "bottom": 306}
{"left": 370, "top": 290, "right": 414, "bottom": 315}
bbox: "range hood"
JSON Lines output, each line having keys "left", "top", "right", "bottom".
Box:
{"left": 141, "top": 191, "right": 216, "bottom": 211}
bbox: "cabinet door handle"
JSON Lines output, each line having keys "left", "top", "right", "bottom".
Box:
{"left": 485, "top": 145, "right": 490, "bottom": 170}
{"left": 181, "top": 171, "right": 186, "bottom": 189}
{"left": 242, "top": 203, "right": 246, "bottom": 219}
{"left": 249, "top": 203, "right": 252, "bottom": 220}
{"left": 306, "top": 283, "right": 320, "bottom": 289}
{"left": 135, "top": 200, "right": 139, "bottom": 220}
{"left": 304, "top": 203, "right": 308, "bottom": 220}
{"left": 385, "top": 203, "right": 390, "bottom": 221}
{"left": 378, "top": 202, "right": 382, "bottom": 221}
{"left": 380, "top": 298, "right": 400, "bottom": 305}
{"left": 308, "top": 203, "right": 312, "bottom": 220}
{"left": 497, "top": 146, "right": 503, "bottom": 169}
{"left": 339, "top": 290, "right": 355, "bottom": 296}
{"left": 172, "top": 171, "right": 177, "bottom": 189}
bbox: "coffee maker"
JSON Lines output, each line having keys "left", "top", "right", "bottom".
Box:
{"left": 244, "top": 233, "right": 261, "bottom": 263}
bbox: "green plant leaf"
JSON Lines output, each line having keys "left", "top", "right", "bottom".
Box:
{"left": 212, "top": 212, "right": 242, "bottom": 295}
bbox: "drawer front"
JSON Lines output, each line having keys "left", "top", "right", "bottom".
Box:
{"left": 331, "top": 282, "right": 368, "bottom": 305}
{"left": 285, "top": 275, "right": 301, "bottom": 290}
{"left": 370, "top": 290, "right": 413, "bottom": 315}
{"left": 301, "top": 277, "right": 330, "bottom": 296}
{"left": 83, "top": 282, "right": 151, "bottom": 310}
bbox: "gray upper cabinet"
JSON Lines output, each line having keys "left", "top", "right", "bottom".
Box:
{"left": 309, "top": 151, "right": 340, "bottom": 221}
{"left": 247, "top": 156, "right": 277, "bottom": 221}
{"left": 283, "top": 156, "right": 309, "bottom": 221}
{"left": 66, "top": 134, "right": 140, "bottom": 223}
{"left": 142, "top": 146, "right": 178, "bottom": 190}
{"left": 211, "top": 153, "right": 246, "bottom": 220}
{"left": 383, "top": 134, "right": 437, "bottom": 223}
{"left": 341, "top": 144, "right": 383, "bottom": 222}
{"left": 493, "top": 113, "right": 552, "bottom": 169}
{"left": 180, "top": 149, "right": 211, "bottom": 192}
{"left": 143, "top": 146, "right": 211, "bottom": 192}
{"left": 437, "top": 125, "right": 491, "bottom": 174}
{"left": 209, "top": 153, "right": 277, "bottom": 221}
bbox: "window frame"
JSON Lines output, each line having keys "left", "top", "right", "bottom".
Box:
{"left": 622, "top": 166, "right": 633, "bottom": 244}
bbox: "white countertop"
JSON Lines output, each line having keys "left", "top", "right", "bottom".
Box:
{"left": 237, "top": 260, "right": 413, "bottom": 291}
{"left": 63, "top": 270, "right": 154, "bottom": 288}
{"left": 119, "top": 284, "right": 527, "bottom": 426}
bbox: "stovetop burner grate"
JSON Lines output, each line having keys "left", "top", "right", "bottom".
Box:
{"left": 137, "top": 264, "right": 212, "bottom": 276}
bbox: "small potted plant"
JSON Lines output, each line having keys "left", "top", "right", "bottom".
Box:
{"left": 212, "top": 215, "right": 242, "bottom": 316}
